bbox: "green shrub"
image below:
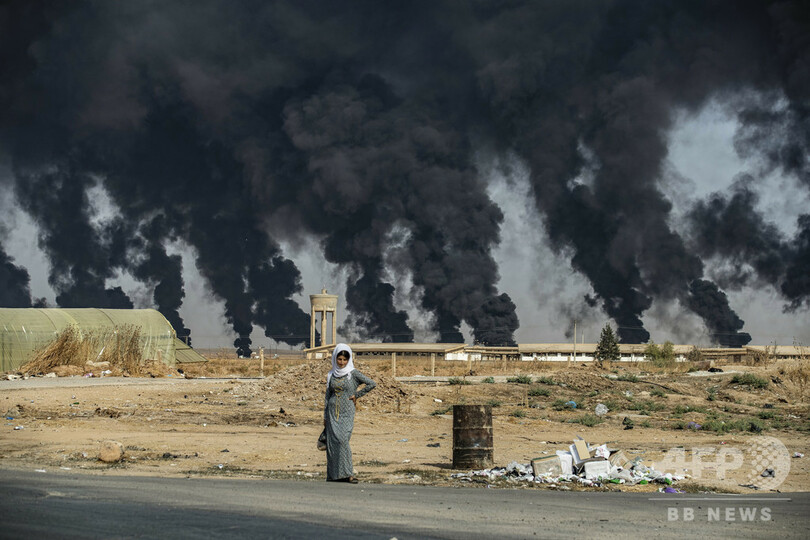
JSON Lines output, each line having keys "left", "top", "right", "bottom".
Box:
{"left": 730, "top": 373, "right": 769, "bottom": 389}
{"left": 551, "top": 398, "right": 580, "bottom": 410}
{"left": 510, "top": 409, "right": 526, "bottom": 418}
{"left": 733, "top": 418, "right": 765, "bottom": 433}
{"left": 481, "top": 376, "right": 495, "bottom": 384}
{"left": 486, "top": 399, "right": 502, "bottom": 408}
{"left": 673, "top": 404, "right": 708, "bottom": 415}
{"left": 703, "top": 419, "right": 730, "bottom": 433}
{"left": 650, "top": 388, "right": 666, "bottom": 398}
{"left": 536, "top": 376, "right": 557, "bottom": 385}
{"left": 703, "top": 417, "right": 766, "bottom": 433}
{"left": 707, "top": 387, "right": 717, "bottom": 401}
{"left": 645, "top": 340, "right": 677, "bottom": 369}
{"left": 569, "top": 414, "right": 604, "bottom": 427}
{"left": 430, "top": 406, "right": 452, "bottom": 416}
{"left": 528, "top": 387, "right": 550, "bottom": 397}
{"left": 617, "top": 373, "right": 639, "bottom": 383}
{"left": 448, "top": 377, "right": 472, "bottom": 385}
{"left": 748, "top": 419, "right": 766, "bottom": 433}
{"left": 628, "top": 399, "right": 665, "bottom": 412}
{"left": 506, "top": 375, "right": 533, "bottom": 384}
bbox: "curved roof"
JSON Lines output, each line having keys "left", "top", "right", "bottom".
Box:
{"left": 0, "top": 308, "right": 177, "bottom": 372}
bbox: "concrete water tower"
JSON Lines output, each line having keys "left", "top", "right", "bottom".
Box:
{"left": 310, "top": 289, "right": 338, "bottom": 348}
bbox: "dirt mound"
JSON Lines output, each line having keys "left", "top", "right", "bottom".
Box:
{"left": 257, "top": 359, "right": 411, "bottom": 411}
{"left": 539, "top": 370, "right": 619, "bottom": 391}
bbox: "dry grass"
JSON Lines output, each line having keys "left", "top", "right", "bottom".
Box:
{"left": 20, "top": 325, "right": 166, "bottom": 377}
{"left": 779, "top": 360, "right": 810, "bottom": 401}
{"left": 22, "top": 325, "right": 86, "bottom": 374}
{"left": 179, "top": 351, "right": 308, "bottom": 378}
{"left": 645, "top": 361, "right": 693, "bottom": 374}
{"left": 745, "top": 346, "right": 775, "bottom": 366}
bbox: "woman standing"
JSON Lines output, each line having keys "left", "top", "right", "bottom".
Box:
{"left": 323, "top": 343, "right": 376, "bottom": 483}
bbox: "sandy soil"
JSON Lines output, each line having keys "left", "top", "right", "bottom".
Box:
{"left": 1, "top": 359, "right": 808, "bottom": 493}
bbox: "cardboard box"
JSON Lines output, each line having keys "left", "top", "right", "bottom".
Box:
{"left": 531, "top": 455, "right": 563, "bottom": 477}
{"left": 556, "top": 451, "right": 574, "bottom": 475}
{"left": 608, "top": 449, "right": 629, "bottom": 469}
{"left": 569, "top": 439, "right": 591, "bottom": 467}
{"left": 584, "top": 459, "right": 611, "bottom": 480}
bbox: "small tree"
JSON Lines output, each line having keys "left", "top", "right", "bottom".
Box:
{"left": 595, "top": 324, "right": 620, "bottom": 366}
{"left": 686, "top": 346, "right": 704, "bottom": 363}
{"left": 645, "top": 340, "right": 676, "bottom": 369}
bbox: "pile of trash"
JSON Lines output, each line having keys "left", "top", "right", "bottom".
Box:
{"left": 451, "top": 437, "right": 685, "bottom": 489}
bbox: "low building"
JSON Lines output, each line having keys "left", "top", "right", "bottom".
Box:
{"left": 306, "top": 342, "right": 465, "bottom": 360}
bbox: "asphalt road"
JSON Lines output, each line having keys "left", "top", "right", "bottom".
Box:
{"left": 1, "top": 469, "right": 808, "bottom": 539}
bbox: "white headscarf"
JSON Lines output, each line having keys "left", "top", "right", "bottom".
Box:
{"left": 327, "top": 343, "right": 354, "bottom": 384}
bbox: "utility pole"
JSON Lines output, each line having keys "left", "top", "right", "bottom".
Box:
{"left": 573, "top": 320, "right": 577, "bottom": 362}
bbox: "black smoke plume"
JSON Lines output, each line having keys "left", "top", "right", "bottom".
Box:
{"left": 687, "top": 178, "right": 810, "bottom": 314}
{"left": 130, "top": 216, "right": 191, "bottom": 345}
{"left": 685, "top": 279, "right": 751, "bottom": 348}
{"left": 2, "top": 0, "right": 809, "bottom": 349}
{"left": 14, "top": 165, "right": 133, "bottom": 310}
{"left": 0, "top": 243, "right": 37, "bottom": 307}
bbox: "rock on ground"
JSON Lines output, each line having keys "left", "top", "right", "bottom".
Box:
{"left": 99, "top": 440, "right": 124, "bottom": 463}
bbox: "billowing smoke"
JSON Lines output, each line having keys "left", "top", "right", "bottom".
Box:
{"left": 14, "top": 165, "right": 133, "bottom": 310}
{"left": 130, "top": 216, "right": 190, "bottom": 344}
{"left": 687, "top": 177, "right": 810, "bottom": 315}
{"left": 1, "top": 1, "right": 808, "bottom": 348}
{"left": 0, "top": 244, "right": 37, "bottom": 307}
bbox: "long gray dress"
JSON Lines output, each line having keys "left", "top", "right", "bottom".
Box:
{"left": 323, "top": 369, "right": 376, "bottom": 480}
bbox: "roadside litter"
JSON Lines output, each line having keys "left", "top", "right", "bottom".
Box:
{"left": 451, "top": 437, "right": 684, "bottom": 488}
{"left": 594, "top": 403, "right": 608, "bottom": 416}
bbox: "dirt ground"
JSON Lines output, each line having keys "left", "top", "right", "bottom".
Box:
{"left": 2, "top": 357, "right": 808, "bottom": 493}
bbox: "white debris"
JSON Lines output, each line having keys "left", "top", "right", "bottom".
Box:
{"left": 595, "top": 403, "right": 608, "bottom": 416}
{"left": 451, "top": 439, "right": 684, "bottom": 488}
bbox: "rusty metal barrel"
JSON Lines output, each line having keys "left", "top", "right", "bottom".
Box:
{"left": 452, "top": 404, "right": 493, "bottom": 469}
